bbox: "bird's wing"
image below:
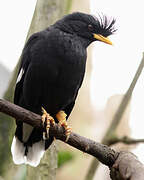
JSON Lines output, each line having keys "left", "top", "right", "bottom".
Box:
{"left": 14, "top": 33, "right": 41, "bottom": 105}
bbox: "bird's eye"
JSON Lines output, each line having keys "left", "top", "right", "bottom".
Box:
{"left": 88, "top": 24, "right": 94, "bottom": 31}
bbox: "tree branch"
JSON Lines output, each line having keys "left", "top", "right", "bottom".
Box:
{"left": 108, "top": 136, "right": 144, "bottom": 146}
{"left": 0, "top": 98, "right": 117, "bottom": 166}
{"left": 0, "top": 98, "right": 144, "bottom": 179}
{"left": 110, "top": 152, "right": 144, "bottom": 180}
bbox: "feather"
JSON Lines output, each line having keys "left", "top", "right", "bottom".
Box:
{"left": 93, "top": 13, "right": 117, "bottom": 37}
{"left": 11, "top": 136, "right": 25, "bottom": 164}
{"left": 26, "top": 140, "right": 45, "bottom": 167}
{"left": 16, "top": 68, "right": 24, "bottom": 83}
{"left": 11, "top": 136, "right": 45, "bottom": 167}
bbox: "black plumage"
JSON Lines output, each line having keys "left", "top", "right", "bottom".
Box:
{"left": 11, "top": 12, "right": 116, "bottom": 166}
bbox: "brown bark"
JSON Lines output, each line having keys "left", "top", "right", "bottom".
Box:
{"left": 0, "top": 98, "right": 117, "bottom": 166}
{"left": 110, "top": 152, "right": 144, "bottom": 180}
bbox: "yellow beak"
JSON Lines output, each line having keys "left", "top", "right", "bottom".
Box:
{"left": 93, "top": 34, "right": 112, "bottom": 45}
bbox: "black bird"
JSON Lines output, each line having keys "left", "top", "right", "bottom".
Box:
{"left": 11, "top": 12, "right": 116, "bottom": 166}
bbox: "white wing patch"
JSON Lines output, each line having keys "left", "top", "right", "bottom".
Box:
{"left": 16, "top": 68, "right": 24, "bottom": 83}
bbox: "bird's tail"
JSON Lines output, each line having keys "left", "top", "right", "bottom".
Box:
{"left": 11, "top": 136, "right": 45, "bottom": 167}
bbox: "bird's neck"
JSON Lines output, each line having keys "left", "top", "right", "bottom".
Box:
{"left": 78, "top": 37, "right": 93, "bottom": 48}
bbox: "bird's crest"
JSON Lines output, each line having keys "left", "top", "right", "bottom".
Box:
{"left": 93, "top": 13, "right": 117, "bottom": 37}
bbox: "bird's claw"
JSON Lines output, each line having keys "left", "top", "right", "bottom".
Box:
{"left": 56, "top": 111, "right": 72, "bottom": 142}
{"left": 41, "top": 107, "right": 55, "bottom": 140}
{"left": 65, "top": 126, "right": 72, "bottom": 142}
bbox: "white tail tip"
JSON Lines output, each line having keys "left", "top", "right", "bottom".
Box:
{"left": 11, "top": 136, "right": 45, "bottom": 167}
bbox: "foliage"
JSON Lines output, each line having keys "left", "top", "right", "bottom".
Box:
{"left": 58, "top": 151, "right": 74, "bottom": 168}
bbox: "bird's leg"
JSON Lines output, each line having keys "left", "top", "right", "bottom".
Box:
{"left": 56, "top": 111, "right": 72, "bottom": 142}
{"left": 41, "top": 107, "right": 55, "bottom": 140}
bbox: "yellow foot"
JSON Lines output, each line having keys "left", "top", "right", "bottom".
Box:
{"left": 56, "top": 111, "right": 72, "bottom": 142}
{"left": 41, "top": 107, "right": 55, "bottom": 140}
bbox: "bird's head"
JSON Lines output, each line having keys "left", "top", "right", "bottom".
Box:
{"left": 54, "top": 12, "right": 116, "bottom": 46}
